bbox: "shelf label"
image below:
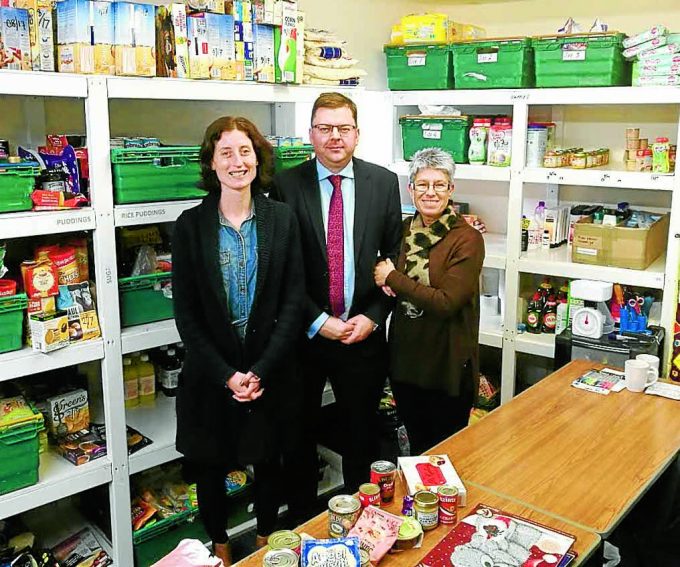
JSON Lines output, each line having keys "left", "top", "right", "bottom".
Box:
{"left": 119, "top": 207, "right": 168, "bottom": 221}
{"left": 510, "top": 92, "right": 529, "bottom": 101}
{"left": 55, "top": 213, "right": 94, "bottom": 227}
{"left": 423, "top": 130, "right": 441, "bottom": 140}
{"left": 478, "top": 52, "right": 498, "bottom": 64}
{"left": 562, "top": 50, "right": 586, "bottom": 61}
{"left": 407, "top": 53, "right": 426, "bottom": 67}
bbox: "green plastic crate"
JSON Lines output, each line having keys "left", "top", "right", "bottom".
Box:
{"left": 532, "top": 33, "right": 631, "bottom": 88}
{"left": 0, "top": 162, "right": 39, "bottom": 213}
{"left": 274, "top": 145, "right": 314, "bottom": 171}
{"left": 0, "top": 406, "right": 42, "bottom": 496}
{"left": 451, "top": 37, "right": 534, "bottom": 89}
{"left": 384, "top": 44, "right": 453, "bottom": 90}
{"left": 119, "top": 273, "right": 174, "bottom": 327}
{"left": 400, "top": 115, "right": 471, "bottom": 164}
{"left": 111, "top": 147, "right": 207, "bottom": 204}
{"left": 0, "top": 293, "right": 27, "bottom": 354}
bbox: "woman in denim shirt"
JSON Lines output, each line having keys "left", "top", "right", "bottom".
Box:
{"left": 173, "top": 117, "right": 304, "bottom": 564}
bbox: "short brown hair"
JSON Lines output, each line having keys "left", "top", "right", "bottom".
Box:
{"left": 311, "top": 92, "right": 357, "bottom": 126}
{"left": 199, "top": 116, "right": 274, "bottom": 195}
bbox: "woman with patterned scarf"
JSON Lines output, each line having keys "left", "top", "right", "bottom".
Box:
{"left": 374, "top": 147, "right": 485, "bottom": 454}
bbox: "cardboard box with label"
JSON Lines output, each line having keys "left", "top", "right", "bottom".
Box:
{"left": 273, "top": 0, "right": 295, "bottom": 83}
{"left": 114, "top": 2, "right": 155, "bottom": 76}
{"left": 253, "top": 22, "right": 273, "bottom": 82}
{"left": 572, "top": 212, "right": 669, "bottom": 270}
{"left": 29, "top": 311, "right": 70, "bottom": 353}
{"left": 46, "top": 388, "right": 89, "bottom": 437}
{"left": 0, "top": 6, "right": 31, "bottom": 70}
{"left": 187, "top": 12, "right": 235, "bottom": 80}
{"left": 14, "top": 0, "right": 56, "bottom": 71}
{"left": 397, "top": 454, "right": 467, "bottom": 506}
{"left": 155, "top": 3, "right": 189, "bottom": 78}
{"left": 56, "top": 0, "right": 115, "bottom": 74}
{"left": 251, "top": 0, "right": 273, "bottom": 25}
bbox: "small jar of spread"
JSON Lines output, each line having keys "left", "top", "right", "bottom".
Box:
{"left": 414, "top": 490, "right": 439, "bottom": 531}
{"left": 41, "top": 170, "right": 67, "bottom": 192}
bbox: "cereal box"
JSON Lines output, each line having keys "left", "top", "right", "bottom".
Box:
{"left": 14, "top": 0, "right": 56, "bottom": 71}
{"left": 155, "top": 3, "right": 189, "bottom": 78}
{"left": 186, "top": 10, "right": 209, "bottom": 78}
{"left": 273, "top": 0, "right": 295, "bottom": 83}
{"left": 295, "top": 10, "right": 304, "bottom": 84}
{"left": 251, "top": 0, "right": 272, "bottom": 24}
{"left": 187, "top": 12, "right": 234, "bottom": 80}
{"left": 186, "top": 0, "right": 225, "bottom": 15}
{"left": 231, "top": 0, "right": 252, "bottom": 22}
{"left": 46, "top": 388, "right": 89, "bottom": 437}
{"left": 253, "top": 22, "right": 273, "bottom": 82}
{"left": 0, "top": 6, "right": 31, "bottom": 71}
{"left": 113, "top": 2, "right": 155, "bottom": 76}
{"left": 398, "top": 454, "right": 467, "bottom": 506}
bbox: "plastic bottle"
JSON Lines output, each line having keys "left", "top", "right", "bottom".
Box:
{"left": 137, "top": 353, "right": 156, "bottom": 406}
{"left": 555, "top": 299, "right": 569, "bottom": 335}
{"left": 160, "top": 348, "right": 181, "bottom": 397}
{"left": 521, "top": 216, "right": 529, "bottom": 252}
{"left": 123, "top": 357, "right": 139, "bottom": 408}
{"left": 154, "top": 345, "right": 169, "bottom": 387}
{"left": 468, "top": 118, "right": 490, "bottom": 164}
{"left": 526, "top": 292, "right": 543, "bottom": 334}
{"left": 541, "top": 295, "right": 558, "bottom": 334}
{"left": 532, "top": 201, "right": 546, "bottom": 248}
{"left": 488, "top": 117, "right": 513, "bottom": 167}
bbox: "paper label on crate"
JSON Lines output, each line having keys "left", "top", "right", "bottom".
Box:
{"left": 407, "top": 53, "right": 426, "bottom": 66}
{"left": 562, "top": 49, "right": 586, "bottom": 61}
{"left": 477, "top": 52, "right": 498, "bottom": 64}
{"left": 423, "top": 130, "right": 441, "bottom": 140}
{"left": 576, "top": 247, "right": 598, "bottom": 256}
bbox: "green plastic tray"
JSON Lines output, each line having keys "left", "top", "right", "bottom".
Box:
{"left": 0, "top": 163, "right": 39, "bottom": 213}
{"left": 0, "top": 407, "right": 42, "bottom": 496}
{"left": 384, "top": 44, "right": 453, "bottom": 90}
{"left": 133, "top": 507, "right": 199, "bottom": 545}
{"left": 532, "top": 33, "right": 630, "bottom": 87}
{"left": 451, "top": 37, "right": 534, "bottom": 89}
{"left": 111, "top": 147, "right": 207, "bottom": 204}
{"left": 119, "top": 273, "right": 174, "bottom": 327}
{"left": 274, "top": 145, "right": 314, "bottom": 171}
{"left": 0, "top": 293, "right": 27, "bottom": 354}
{"left": 400, "top": 115, "right": 471, "bottom": 164}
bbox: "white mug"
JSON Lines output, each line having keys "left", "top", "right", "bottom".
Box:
{"left": 625, "top": 359, "right": 659, "bottom": 392}
{"left": 636, "top": 354, "right": 660, "bottom": 375}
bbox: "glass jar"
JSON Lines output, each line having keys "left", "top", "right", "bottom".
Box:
{"left": 414, "top": 490, "right": 439, "bottom": 531}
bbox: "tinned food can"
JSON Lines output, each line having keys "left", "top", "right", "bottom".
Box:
{"left": 414, "top": 490, "right": 439, "bottom": 531}
{"left": 263, "top": 548, "right": 299, "bottom": 567}
{"left": 328, "top": 494, "right": 361, "bottom": 538}
{"left": 370, "top": 460, "right": 396, "bottom": 504}
{"left": 268, "top": 530, "right": 302, "bottom": 556}
{"left": 358, "top": 482, "right": 381, "bottom": 508}
{"left": 437, "top": 485, "right": 459, "bottom": 525}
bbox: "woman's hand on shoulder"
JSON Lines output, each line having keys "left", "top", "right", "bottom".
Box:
{"left": 374, "top": 258, "right": 396, "bottom": 288}
{"left": 227, "top": 371, "right": 264, "bottom": 402}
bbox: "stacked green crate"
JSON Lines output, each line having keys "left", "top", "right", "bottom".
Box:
{"left": 274, "top": 145, "right": 314, "bottom": 171}
{"left": 119, "top": 273, "right": 174, "bottom": 327}
{"left": 0, "top": 293, "right": 27, "bottom": 354}
{"left": 451, "top": 37, "right": 534, "bottom": 89}
{"left": 532, "top": 33, "right": 631, "bottom": 87}
{"left": 0, "top": 162, "right": 39, "bottom": 213}
{"left": 384, "top": 44, "right": 453, "bottom": 90}
{"left": 111, "top": 147, "right": 206, "bottom": 204}
{"left": 400, "top": 115, "right": 471, "bottom": 164}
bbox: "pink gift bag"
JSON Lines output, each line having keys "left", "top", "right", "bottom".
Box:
{"left": 151, "top": 539, "right": 223, "bottom": 567}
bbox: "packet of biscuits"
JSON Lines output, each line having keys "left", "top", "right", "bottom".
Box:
{"left": 57, "top": 281, "right": 101, "bottom": 342}
{"left": 29, "top": 311, "right": 70, "bottom": 353}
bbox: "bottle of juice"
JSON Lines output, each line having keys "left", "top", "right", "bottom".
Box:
{"left": 160, "top": 348, "right": 181, "bottom": 397}
{"left": 123, "top": 357, "right": 139, "bottom": 408}
{"left": 137, "top": 353, "right": 156, "bottom": 406}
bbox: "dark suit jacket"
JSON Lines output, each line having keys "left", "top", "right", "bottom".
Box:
{"left": 172, "top": 192, "right": 304, "bottom": 465}
{"left": 271, "top": 157, "right": 403, "bottom": 335}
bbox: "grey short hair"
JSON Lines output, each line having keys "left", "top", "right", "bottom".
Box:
{"left": 408, "top": 147, "right": 456, "bottom": 185}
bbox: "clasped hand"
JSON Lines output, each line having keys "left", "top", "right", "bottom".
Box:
{"left": 227, "top": 371, "right": 263, "bottom": 402}
{"left": 374, "top": 258, "right": 396, "bottom": 297}
{"left": 319, "top": 314, "right": 375, "bottom": 345}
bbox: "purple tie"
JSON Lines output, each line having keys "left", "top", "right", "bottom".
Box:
{"left": 327, "top": 174, "right": 345, "bottom": 318}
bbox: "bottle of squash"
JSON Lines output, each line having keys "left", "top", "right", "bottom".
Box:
{"left": 137, "top": 353, "right": 156, "bottom": 406}
{"left": 123, "top": 357, "right": 139, "bottom": 408}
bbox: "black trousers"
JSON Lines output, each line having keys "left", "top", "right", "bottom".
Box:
{"left": 391, "top": 368, "right": 474, "bottom": 456}
{"left": 286, "top": 334, "right": 387, "bottom": 524}
{"left": 192, "top": 460, "right": 281, "bottom": 544}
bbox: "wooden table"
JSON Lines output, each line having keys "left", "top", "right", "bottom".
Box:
{"left": 433, "top": 359, "right": 680, "bottom": 537}
{"left": 235, "top": 475, "right": 600, "bottom": 566}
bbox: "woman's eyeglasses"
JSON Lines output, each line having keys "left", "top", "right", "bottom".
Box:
{"left": 312, "top": 124, "right": 357, "bottom": 137}
{"left": 412, "top": 181, "right": 451, "bottom": 194}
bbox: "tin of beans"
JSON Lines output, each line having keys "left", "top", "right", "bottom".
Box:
{"left": 370, "top": 460, "right": 396, "bottom": 503}
{"left": 437, "top": 485, "right": 459, "bottom": 525}
{"left": 327, "top": 494, "right": 361, "bottom": 538}
{"left": 358, "top": 483, "right": 381, "bottom": 508}
{"left": 268, "top": 530, "right": 302, "bottom": 556}
{"left": 263, "top": 548, "right": 299, "bottom": 567}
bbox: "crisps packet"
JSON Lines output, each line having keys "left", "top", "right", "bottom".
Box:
{"left": 301, "top": 537, "right": 361, "bottom": 567}
{"left": 348, "top": 506, "right": 404, "bottom": 563}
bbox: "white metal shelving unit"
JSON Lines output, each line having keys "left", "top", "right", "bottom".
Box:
{"left": 3, "top": 71, "right": 680, "bottom": 563}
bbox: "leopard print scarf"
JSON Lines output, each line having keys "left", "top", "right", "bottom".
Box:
{"left": 401, "top": 203, "right": 457, "bottom": 318}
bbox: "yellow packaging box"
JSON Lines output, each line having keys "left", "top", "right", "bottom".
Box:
{"left": 29, "top": 311, "right": 70, "bottom": 353}
{"left": 14, "top": 0, "right": 56, "bottom": 72}
{"left": 57, "top": 43, "right": 115, "bottom": 74}
{"left": 401, "top": 13, "right": 448, "bottom": 45}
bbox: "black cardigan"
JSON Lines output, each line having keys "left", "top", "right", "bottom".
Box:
{"left": 172, "top": 192, "right": 304, "bottom": 465}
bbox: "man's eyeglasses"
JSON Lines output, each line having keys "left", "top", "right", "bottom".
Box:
{"left": 312, "top": 124, "right": 357, "bottom": 137}
{"left": 412, "top": 181, "right": 451, "bottom": 194}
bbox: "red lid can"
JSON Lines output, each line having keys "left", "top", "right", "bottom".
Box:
{"left": 0, "top": 279, "right": 17, "bottom": 297}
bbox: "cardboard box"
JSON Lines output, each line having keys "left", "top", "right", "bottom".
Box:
{"left": 187, "top": 12, "right": 235, "bottom": 80}
{"left": 231, "top": 0, "right": 251, "bottom": 22}
{"left": 253, "top": 22, "right": 273, "bottom": 82}
{"left": 186, "top": 0, "right": 225, "bottom": 15}
{"left": 0, "top": 6, "right": 31, "bottom": 70}
{"left": 14, "top": 0, "right": 56, "bottom": 71}
{"left": 57, "top": 427, "right": 107, "bottom": 465}
{"left": 186, "top": 10, "right": 209, "bottom": 78}
{"left": 572, "top": 212, "right": 669, "bottom": 270}
{"left": 29, "top": 311, "right": 69, "bottom": 353}
{"left": 46, "top": 388, "right": 89, "bottom": 437}
{"left": 155, "top": 3, "right": 189, "bottom": 78}
{"left": 273, "top": 0, "right": 295, "bottom": 83}
{"left": 397, "top": 454, "right": 467, "bottom": 506}
{"left": 251, "top": 0, "right": 272, "bottom": 24}
{"left": 295, "top": 10, "right": 304, "bottom": 84}
{"left": 113, "top": 2, "right": 155, "bottom": 76}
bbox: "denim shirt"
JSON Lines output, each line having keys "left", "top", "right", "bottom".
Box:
{"left": 218, "top": 205, "right": 258, "bottom": 342}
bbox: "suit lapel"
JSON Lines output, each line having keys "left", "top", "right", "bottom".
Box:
{"left": 353, "top": 159, "right": 370, "bottom": 261}
{"left": 300, "top": 159, "right": 327, "bottom": 262}
{"left": 252, "top": 194, "right": 271, "bottom": 311}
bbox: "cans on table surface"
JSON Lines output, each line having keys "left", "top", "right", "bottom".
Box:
{"left": 414, "top": 490, "right": 439, "bottom": 531}
{"left": 263, "top": 548, "right": 299, "bottom": 567}
{"left": 358, "top": 482, "right": 381, "bottom": 508}
{"left": 327, "top": 494, "right": 361, "bottom": 538}
{"left": 268, "top": 530, "right": 302, "bottom": 556}
{"left": 370, "top": 460, "right": 397, "bottom": 504}
{"left": 437, "top": 485, "right": 459, "bottom": 525}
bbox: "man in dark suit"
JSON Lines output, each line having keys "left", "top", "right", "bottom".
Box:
{"left": 272, "top": 92, "right": 402, "bottom": 520}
